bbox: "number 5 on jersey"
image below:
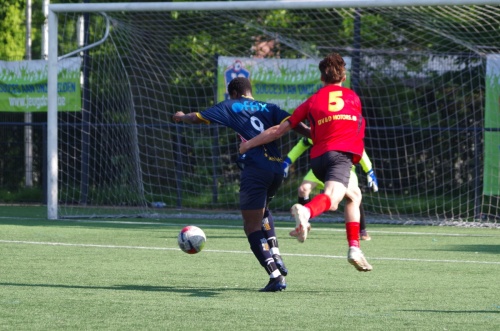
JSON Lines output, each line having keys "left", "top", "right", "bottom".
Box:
{"left": 328, "top": 91, "right": 344, "bottom": 112}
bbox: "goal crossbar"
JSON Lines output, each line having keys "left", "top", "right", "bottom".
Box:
{"left": 49, "top": 0, "right": 500, "bottom": 13}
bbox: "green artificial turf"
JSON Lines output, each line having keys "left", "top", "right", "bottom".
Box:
{"left": 0, "top": 205, "right": 499, "bottom": 330}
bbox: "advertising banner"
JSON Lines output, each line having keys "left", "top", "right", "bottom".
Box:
{"left": 217, "top": 56, "right": 351, "bottom": 112}
{"left": 0, "top": 57, "right": 81, "bottom": 112}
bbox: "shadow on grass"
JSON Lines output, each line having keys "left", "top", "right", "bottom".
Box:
{"left": 0, "top": 282, "right": 251, "bottom": 297}
{"left": 436, "top": 244, "right": 500, "bottom": 254}
{"left": 399, "top": 309, "right": 499, "bottom": 314}
{"left": 0, "top": 282, "right": 336, "bottom": 295}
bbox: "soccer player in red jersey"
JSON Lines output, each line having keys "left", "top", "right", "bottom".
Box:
{"left": 239, "top": 53, "right": 372, "bottom": 272}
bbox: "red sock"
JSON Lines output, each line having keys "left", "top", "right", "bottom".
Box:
{"left": 346, "top": 222, "right": 360, "bottom": 247}
{"left": 305, "top": 193, "right": 331, "bottom": 219}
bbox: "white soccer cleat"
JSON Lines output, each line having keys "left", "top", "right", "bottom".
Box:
{"left": 347, "top": 246, "right": 373, "bottom": 272}
{"left": 290, "top": 204, "right": 311, "bottom": 243}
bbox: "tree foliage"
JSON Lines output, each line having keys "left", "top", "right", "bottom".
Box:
{"left": 0, "top": 0, "right": 25, "bottom": 60}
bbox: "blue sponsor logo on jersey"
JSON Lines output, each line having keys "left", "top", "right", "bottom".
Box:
{"left": 232, "top": 101, "right": 269, "bottom": 113}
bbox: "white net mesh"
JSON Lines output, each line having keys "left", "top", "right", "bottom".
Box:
{"left": 54, "top": 4, "right": 500, "bottom": 224}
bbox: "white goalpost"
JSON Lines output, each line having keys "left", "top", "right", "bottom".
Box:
{"left": 47, "top": 0, "right": 500, "bottom": 224}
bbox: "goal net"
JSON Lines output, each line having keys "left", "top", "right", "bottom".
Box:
{"left": 48, "top": 1, "right": 500, "bottom": 225}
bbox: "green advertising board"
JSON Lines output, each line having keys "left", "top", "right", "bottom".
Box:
{"left": 0, "top": 57, "right": 81, "bottom": 112}
{"left": 217, "top": 56, "right": 351, "bottom": 112}
{"left": 484, "top": 55, "right": 500, "bottom": 196}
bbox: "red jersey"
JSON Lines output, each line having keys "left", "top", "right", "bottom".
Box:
{"left": 288, "top": 84, "right": 365, "bottom": 164}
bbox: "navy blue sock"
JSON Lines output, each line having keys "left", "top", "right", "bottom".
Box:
{"left": 262, "top": 209, "right": 278, "bottom": 249}
{"left": 248, "top": 230, "right": 277, "bottom": 275}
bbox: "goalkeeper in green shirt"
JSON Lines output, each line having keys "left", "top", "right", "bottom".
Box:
{"left": 284, "top": 137, "right": 379, "bottom": 240}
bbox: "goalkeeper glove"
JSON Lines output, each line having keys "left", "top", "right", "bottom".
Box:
{"left": 366, "top": 169, "right": 379, "bottom": 192}
{"left": 282, "top": 157, "right": 292, "bottom": 178}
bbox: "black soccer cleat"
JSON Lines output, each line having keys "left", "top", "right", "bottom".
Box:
{"left": 259, "top": 275, "right": 287, "bottom": 292}
{"left": 272, "top": 254, "right": 288, "bottom": 276}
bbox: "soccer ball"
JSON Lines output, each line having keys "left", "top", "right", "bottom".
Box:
{"left": 177, "top": 225, "right": 206, "bottom": 254}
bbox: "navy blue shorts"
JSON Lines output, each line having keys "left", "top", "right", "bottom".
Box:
{"left": 310, "top": 151, "right": 353, "bottom": 187}
{"left": 239, "top": 166, "right": 283, "bottom": 210}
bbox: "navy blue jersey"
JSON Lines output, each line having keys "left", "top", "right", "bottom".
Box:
{"left": 197, "top": 97, "right": 290, "bottom": 174}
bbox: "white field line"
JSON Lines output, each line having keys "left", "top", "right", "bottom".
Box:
{"left": 1, "top": 239, "right": 499, "bottom": 265}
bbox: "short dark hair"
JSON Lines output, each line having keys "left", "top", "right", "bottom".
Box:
{"left": 228, "top": 77, "right": 252, "bottom": 96}
{"left": 318, "top": 53, "right": 346, "bottom": 84}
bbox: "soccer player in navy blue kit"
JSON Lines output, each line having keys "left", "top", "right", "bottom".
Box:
{"left": 173, "top": 77, "right": 309, "bottom": 292}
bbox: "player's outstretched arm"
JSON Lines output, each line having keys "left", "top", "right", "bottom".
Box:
{"left": 172, "top": 111, "right": 206, "bottom": 124}
{"left": 239, "top": 121, "right": 292, "bottom": 154}
{"left": 292, "top": 122, "right": 311, "bottom": 139}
